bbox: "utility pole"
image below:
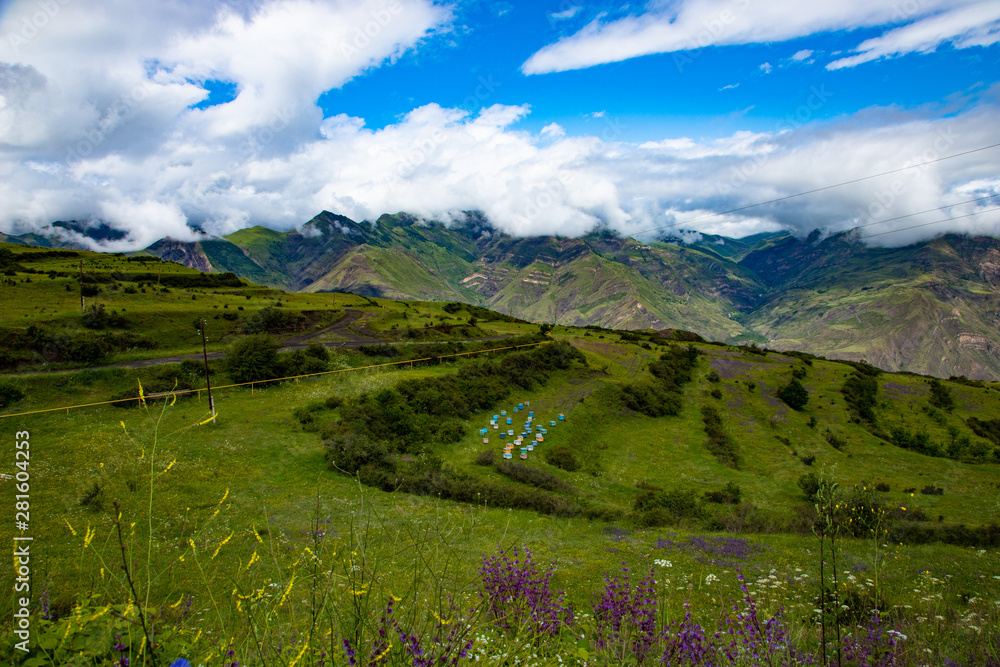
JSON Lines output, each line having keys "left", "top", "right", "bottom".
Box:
{"left": 200, "top": 319, "right": 216, "bottom": 423}
{"left": 79, "top": 260, "right": 85, "bottom": 313}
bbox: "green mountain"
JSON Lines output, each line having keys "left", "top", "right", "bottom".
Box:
{"left": 8, "top": 212, "right": 1000, "bottom": 379}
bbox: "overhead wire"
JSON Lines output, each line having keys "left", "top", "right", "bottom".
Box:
{"left": 629, "top": 141, "right": 1000, "bottom": 239}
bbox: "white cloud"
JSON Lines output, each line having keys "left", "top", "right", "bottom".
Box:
{"left": 521, "top": 0, "right": 995, "bottom": 74}
{"left": 828, "top": 2, "right": 1000, "bottom": 69}
{"left": 759, "top": 61, "right": 772, "bottom": 74}
{"left": 719, "top": 82, "right": 739, "bottom": 90}
{"left": 791, "top": 49, "right": 814, "bottom": 61}
{"left": 0, "top": 0, "right": 998, "bottom": 251}
{"left": 550, "top": 6, "right": 582, "bottom": 21}
{"left": 540, "top": 122, "right": 566, "bottom": 138}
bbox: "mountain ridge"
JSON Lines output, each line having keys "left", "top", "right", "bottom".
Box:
{"left": 5, "top": 213, "right": 999, "bottom": 379}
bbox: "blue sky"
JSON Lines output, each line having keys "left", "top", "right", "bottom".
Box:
{"left": 0, "top": 0, "right": 998, "bottom": 249}
{"left": 320, "top": 1, "right": 998, "bottom": 140}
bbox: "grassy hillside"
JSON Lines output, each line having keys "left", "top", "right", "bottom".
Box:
{"left": 2, "top": 247, "right": 999, "bottom": 664}
{"left": 3, "top": 310, "right": 1000, "bottom": 665}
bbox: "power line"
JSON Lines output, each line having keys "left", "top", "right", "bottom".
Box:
{"left": 632, "top": 141, "right": 1000, "bottom": 238}
{"left": 862, "top": 206, "right": 1000, "bottom": 240}
{"left": 849, "top": 195, "right": 997, "bottom": 232}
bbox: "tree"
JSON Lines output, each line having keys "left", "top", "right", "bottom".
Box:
{"left": 778, "top": 378, "right": 809, "bottom": 411}
{"left": 927, "top": 378, "right": 954, "bottom": 412}
{"left": 226, "top": 334, "right": 281, "bottom": 384}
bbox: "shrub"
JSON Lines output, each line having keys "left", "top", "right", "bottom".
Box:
{"left": 358, "top": 343, "right": 400, "bottom": 358}
{"left": 474, "top": 449, "right": 495, "bottom": 466}
{"left": 243, "top": 306, "right": 303, "bottom": 333}
{"left": 920, "top": 485, "right": 944, "bottom": 496}
{"left": 778, "top": 379, "right": 809, "bottom": 411}
{"left": 226, "top": 334, "right": 281, "bottom": 384}
{"left": 966, "top": 417, "right": 1000, "bottom": 445}
{"left": 798, "top": 472, "right": 820, "bottom": 502}
{"left": 325, "top": 433, "right": 393, "bottom": 475}
{"left": 0, "top": 381, "right": 26, "bottom": 408}
{"left": 825, "top": 430, "right": 846, "bottom": 450}
{"left": 710, "top": 388, "right": 723, "bottom": 399}
{"left": 544, "top": 444, "right": 580, "bottom": 472}
{"left": 799, "top": 454, "right": 816, "bottom": 466}
{"left": 889, "top": 426, "right": 941, "bottom": 457}
{"left": 701, "top": 406, "right": 740, "bottom": 469}
{"left": 842, "top": 373, "right": 879, "bottom": 423}
{"left": 495, "top": 460, "right": 570, "bottom": 493}
{"left": 634, "top": 487, "right": 701, "bottom": 521}
{"left": 927, "top": 378, "right": 954, "bottom": 412}
{"left": 704, "top": 482, "right": 741, "bottom": 505}
{"left": 706, "top": 370, "right": 721, "bottom": 383}
{"left": 81, "top": 304, "right": 128, "bottom": 329}
{"left": 281, "top": 349, "right": 328, "bottom": 377}
{"left": 324, "top": 395, "right": 343, "bottom": 409}
{"left": 304, "top": 343, "right": 331, "bottom": 361}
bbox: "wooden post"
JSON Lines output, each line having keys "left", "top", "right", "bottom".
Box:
{"left": 200, "top": 320, "right": 216, "bottom": 423}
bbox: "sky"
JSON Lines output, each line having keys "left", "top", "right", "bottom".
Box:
{"left": 0, "top": 0, "right": 998, "bottom": 251}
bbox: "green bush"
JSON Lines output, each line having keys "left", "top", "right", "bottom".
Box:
{"left": 704, "top": 482, "right": 741, "bottom": 504}
{"left": 544, "top": 444, "right": 580, "bottom": 472}
{"left": 633, "top": 487, "right": 701, "bottom": 522}
{"left": 325, "top": 433, "right": 393, "bottom": 475}
{"left": 798, "top": 472, "right": 820, "bottom": 502}
{"left": 928, "top": 378, "right": 955, "bottom": 412}
{"left": 226, "top": 334, "right": 281, "bottom": 384}
{"left": 243, "top": 306, "right": 303, "bottom": 333}
{"left": 778, "top": 379, "right": 809, "bottom": 410}
{"left": 842, "top": 373, "right": 879, "bottom": 423}
{"left": 495, "top": 460, "right": 570, "bottom": 493}
{"left": 0, "top": 381, "right": 25, "bottom": 408}
{"left": 701, "top": 406, "right": 740, "bottom": 469}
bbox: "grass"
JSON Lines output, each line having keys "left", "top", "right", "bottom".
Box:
{"left": 2, "top": 244, "right": 1000, "bottom": 665}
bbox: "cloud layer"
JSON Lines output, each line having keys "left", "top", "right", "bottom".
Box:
{"left": 522, "top": 0, "right": 1000, "bottom": 74}
{"left": 0, "top": 0, "right": 998, "bottom": 252}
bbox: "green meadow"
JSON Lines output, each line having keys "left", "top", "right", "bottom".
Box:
{"left": 1, "top": 243, "right": 999, "bottom": 665}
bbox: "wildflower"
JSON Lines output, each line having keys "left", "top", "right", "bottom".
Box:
{"left": 169, "top": 660, "right": 192, "bottom": 667}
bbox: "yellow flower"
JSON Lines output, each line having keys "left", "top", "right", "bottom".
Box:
{"left": 212, "top": 531, "right": 234, "bottom": 560}
{"left": 64, "top": 518, "right": 77, "bottom": 536}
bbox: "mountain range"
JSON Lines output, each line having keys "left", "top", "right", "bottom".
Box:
{"left": 4, "top": 212, "right": 999, "bottom": 380}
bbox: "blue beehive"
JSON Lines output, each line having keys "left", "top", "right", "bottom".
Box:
{"left": 500, "top": 432, "right": 506, "bottom": 439}
{"left": 518, "top": 403, "right": 524, "bottom": 410}
{"left": 506, "top": 417, "right": 512, "bottom": 425}
{"left": 559, "top": 414, "right": 565, "bottom": 421}
{"left": 550, "top": 420, "right": 556, "bottom": 426}
{"left": 494, "top": 414, "right": 500, "bottom": 421}
{"left": 529, "top": 411, "right": 534, "bottom": 418}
